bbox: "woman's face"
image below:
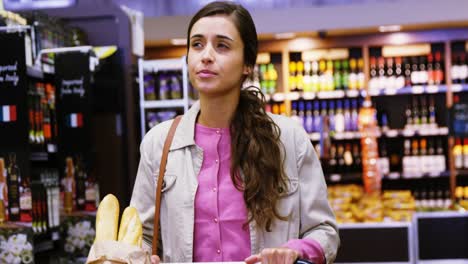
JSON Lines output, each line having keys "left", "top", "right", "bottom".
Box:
{"left": 187, "top": 15, "right": 249, "bottom": 97}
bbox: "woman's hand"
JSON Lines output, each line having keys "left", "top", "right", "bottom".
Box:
{"left": 245, "top": 248, "right": 301, "bottom": 264}
{"left": 151, "top": 255, "right": 160, "bottom": 264}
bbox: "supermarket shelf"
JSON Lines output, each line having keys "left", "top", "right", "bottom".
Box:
{"left": 456, "top": 169, "right": 468, "bottom": 175}
{"left": 309, "top": 131, "right": 361, "bottom": 141}
{"left": 383, "top": 171, "right": 450, "bottom": 180}
{"left": 366, "top": 85, "right": 448, "bottom": 96}
{"left": 338, "top": 221, "right": 411, "bottom": 229}
{"left": 308, "top": 127, "right": 448, "bottom": 141}
{"left": 326, "top": 172, "right": 362, "bottom": 183}
{"left": 379, "top": 127, "right": 449, "bottom": 137}
{"left": 267, "top": 90, "right": 363, "bottom": 102}
{"left": 141, "top": 58, "right": 184, "bottom": 72}
{"left": 452, "top": 84, "right": 468, "bottom": 93}
{"left": 265, "top": 84, "right": 463, "bottom": 102}
{"left": 142, "top": 99, "right": 186, "bottom": 109}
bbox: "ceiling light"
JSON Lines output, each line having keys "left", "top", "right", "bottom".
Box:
{"left": 170, "top": 38, "right": 186, "bottom": 46}
{"left": 379, "top": 25, "right": 402, "bottom": 33}
{"left": 274, "top": 32, "right": 296, "bottom": 39}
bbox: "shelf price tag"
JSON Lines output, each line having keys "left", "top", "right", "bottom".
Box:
{"left": 426, "top": 85, "right": 439, "bottom": 93}
{"left": 411, "top": 85, "right": 424, "bottom": 94}
{"left": 452, "top": 84, "right": 463, "bottom": 93}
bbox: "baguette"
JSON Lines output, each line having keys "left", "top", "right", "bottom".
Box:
{"left": 117, "top": 206, "right": 143, "bottom": 246}
{"left": 95, "top": 194, "right": 120, "bottom": 242}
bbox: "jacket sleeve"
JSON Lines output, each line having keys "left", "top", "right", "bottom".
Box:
{"left": 295, "top": 127, "right": 340, "bottom": 264}
{"left": 129, "top": 128, "right": 162, "bottom": 253}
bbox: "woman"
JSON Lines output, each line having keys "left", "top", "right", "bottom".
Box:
{"left": 130, "top": 1, "right": 339, "bottom": 264}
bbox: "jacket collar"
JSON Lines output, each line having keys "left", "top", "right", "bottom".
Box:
{"left": 170, "top": 101, "right": 201, "bottom": 150}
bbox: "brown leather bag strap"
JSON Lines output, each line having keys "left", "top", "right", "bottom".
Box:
{"left": 152, "top": 115, "right": 182, "bottom": 256}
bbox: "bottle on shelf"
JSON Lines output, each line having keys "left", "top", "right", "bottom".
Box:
{"left": 434, "top": 52, "right": 444, "bottom": 85}
{"left": 348, "top": 58, "right": 358, "bottom": 90}
{"left": 327, "top": 144, "right": 337, "bottom": 175}
{"left": 336, "top": 144, "right": 345, "bottom": 174}
{"left": 19, "top": 175, "right": 32, "bottom": 222}
{"left": 357, "top": 58, "right": 365, "bottom": 90}
{"left": 63, "top": 157, "right": 75, "bottom": 214}
{"left": 419, "top": 56, "right": 428, "bottom": 86}
{"left": 311, "top": 61, "right": 319, "bottom": 92}
{"left": 290, "top": 101, "right": 301, "bottom": 126}
{"left": 296, "top": 61, "right": 304, "bottom": 92}
{"left": 385, "top": 57, "right": 395, "bottom": 90}
{"left": 305, "top": 102, "right": 314, "bottom": 133}
{"left": 427, "top": 53, "right": 435, "bottom": 85}
{"left": 377, "top": 57, "right": 386, "bottom": 90}
{"left": 402, "top": 139, "right": 413, "bottom": 178}
{"left": 7, "top": 153, "right": 20, "bottom": 221}
{"left": 319, "top": 60, "right": 327, "bottom": 91}
{"left": 334, "top": 100, "right": 345, "bottom": 133}
{"left": 454, "top": 138, "right": 463, "bottom": 170}
{"left": 394, "top": 57, "right": 405, "bottom": 89}
{"left": 378, "top": 139, "right": 390, "bottom": 176}
{"left": 0, "top": 158, "right": 7, "bottom": 223}
{"left": 403, "top": 57, "right": 412, "bottom": 87}
{"left": 463, "top": 138, "right": 468, "bottom": 169}
{"left": 75, "top": 155, "right": 87, "bottom": 211}
{"left": 435, "top": 138, "right": 446, "bottom": 173}
{"left": 333, "top": 60, "right": 342, "bottom": 91}
{"left": 303, "top": 61, "right": 312, "bottom": 92}
{"left": 328, "top": 101, "right": 336, "bottom": 132}
{"left": 313, "top": 101, "right": 321, "bottom": 133}
{"left": 343, "top": 143, "right": 354, "bottom": 172}
{"left": 341, "top": 59, "right": 350, "bottom": 91}
{"left": 289, "top": 61, "right": 297, "bottom": 91}
{"left": 352, "top": 143, "right": 362, "bottom": 172}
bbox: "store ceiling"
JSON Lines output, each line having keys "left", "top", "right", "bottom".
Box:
{"left": 111, "top": 0, "right": 397, "bottom": 17}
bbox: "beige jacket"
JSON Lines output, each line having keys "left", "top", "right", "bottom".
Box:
{"left": 130, "top": 101, "right": 339, "bottom": 263}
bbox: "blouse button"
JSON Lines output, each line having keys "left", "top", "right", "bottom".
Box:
{"left": 214, "top": 218, "right": 218, "bottom": 223}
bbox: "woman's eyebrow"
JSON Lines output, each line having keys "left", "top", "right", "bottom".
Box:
{"left": 190, "top": 34, "right": 234, "bottom": 42}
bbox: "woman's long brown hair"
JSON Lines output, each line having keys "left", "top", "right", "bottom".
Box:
{"left": 187, "top": 1, "right": 288, "bottom": 232}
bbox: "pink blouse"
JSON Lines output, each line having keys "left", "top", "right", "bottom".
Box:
{"left": 193, "top": 124, "right": 325, "bottom": 264}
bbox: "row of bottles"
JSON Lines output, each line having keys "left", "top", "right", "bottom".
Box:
{"left": 404, "top": 95, "right": 438, "bottom": 129}
{"left": 254, "top": 63, "right": 278, "bottom": 94}
{"left": 322, "top": 142, "right": 362, "bottom": 175}
{"left": 413, "top": 186, "right": 452, "bottom": 211}
{"left": 377, "top": 138, "right": 447, "bottom": 178}
{"left": 28, "top": 82, "right": 58, "bottom": 148}
{"left": 266, "top": 101, "right": 287, "bottom": 116}
{"left": 451, "top": 51, "right": 468, "bottom": 84}
{"left": 454, "top": 186, "right": 468, "bottom": 210}
{"left": 369, "top": 53, "right": 445, "bottom": 91}
{"left": 453, "top": 137, "right": 468, "bottom": 170}
{"left": 288, "top": 57, "right": 365, "bottom": 92}
{"left": 402, "top": 138, "right": 447, "bottom": 177}
{"left": 0, "top": 153, "right": 30, "bottom": 222}
{"left": 144, "top": 71, "right": 184, "bottom": 101}
{"left": 32, "top": 170, "right": 60, "bottom": 233}
{"left": 0, "top": 153, "right": 99, "bottom": 225}
{"left": 62, "top": 155, "right": 99, "bottom": 214}
{"left": 291, "top": 99, "right": 361, "bottom": 134}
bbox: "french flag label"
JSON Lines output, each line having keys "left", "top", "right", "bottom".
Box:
{"left": 0, "top": 105, "right": 17, "bottom": 122}
{"left": 68, "top": 113, "right": 83, "bottom": 128}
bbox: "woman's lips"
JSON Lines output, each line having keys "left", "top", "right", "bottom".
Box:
{"left": 197, "top": 70, "right": 217, "bottom": 78}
